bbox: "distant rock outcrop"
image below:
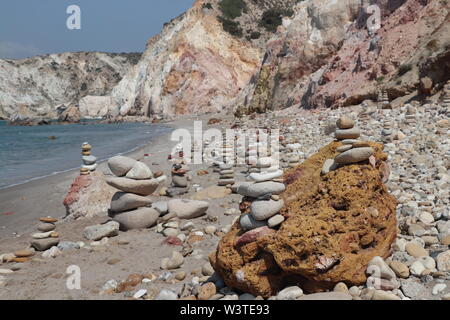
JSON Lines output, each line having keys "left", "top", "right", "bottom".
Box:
{"left": 211, "top": 141, "right": 398, "bottom": 298}
{"left": 238, "top": 0, "right": 450, "bottom": 114}
{"left": 0, "top": 52, "right": 141, "bottom": 120}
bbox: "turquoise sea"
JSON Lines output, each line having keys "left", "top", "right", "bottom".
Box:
{"left": 0, "top": 120, "right": 172, "bottom": 189}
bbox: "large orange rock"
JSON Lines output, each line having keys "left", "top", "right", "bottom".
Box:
{"left": 210, "top": 141, "right": 397, "bottom": 298}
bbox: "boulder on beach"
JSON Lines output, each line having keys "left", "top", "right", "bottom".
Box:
{"left": 210, "top": 141, "right": 398, "bottom": 298}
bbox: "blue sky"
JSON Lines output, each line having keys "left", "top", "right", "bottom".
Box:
{"left": 0, "top": 0, "right": 194, "bottom": 59}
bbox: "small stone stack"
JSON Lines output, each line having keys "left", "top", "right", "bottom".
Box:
{"left": 218, "top": 163, "right": 235, "bottom": 187}
{"left": 380, "top": 120, "right": 393, "bottom": 144}
{"left": 404, "top": 105, "right": 417, "bottom": 125}
{"left": 441, "top": 82, "right": 450, "bottom": 111}
{"left": 378, "top": 90, "right": 391, "bottom": 109}
{"left": 322, "top": 116, "right": 375, "bottom": 174}
{"left": 30, "top": 217, "right": 60, "bottom": 252}
{"left": 106, "top": 156, "right": 161, "bottom": 231}
{"left": 238, "top": 162, "right": 286, "bottom": 231}
{"left": 166, "top": 163, "right": 189, "bottom": 197}
{"left": 80, "top": 142, "right": 97, "bottom": 175}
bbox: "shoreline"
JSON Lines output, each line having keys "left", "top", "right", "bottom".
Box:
{"left": 0, "top": 117, "right": 199, "bottom": 239}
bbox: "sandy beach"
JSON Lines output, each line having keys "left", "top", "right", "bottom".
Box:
{"left": 0, "top": 117, "right": 205, "bottom": 240}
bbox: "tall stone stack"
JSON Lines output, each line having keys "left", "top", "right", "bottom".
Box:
{"left": 404, "top": 105, "right": 417, "bottom": 125}
{"left": 167, "top": 163, "right": 190, "bottom": 197}
{"left": 442, "top": 82, "right": 450, "bottom": 112}
{"left": 380, "top": 120, "right": 393, "bottom": 144}
{"left": 80, "top": 142, "right": 97, "bottom": 175}
{"left": 30, "top": 217, "right": 60, "bottom": 252}
{"left": 106, "top": 156, "right": 160, "bottom": 231}
{"left": 378, "top": 90, "right": 391, "bottom": 109}
{"left": 322, "top": 116, "right": 375, "bottom": 174}
{"left": 218, "top": 163, "right": 235, "bottom": 187}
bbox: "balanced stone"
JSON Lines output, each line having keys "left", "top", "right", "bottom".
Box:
{"left": 152, "top": 201, "right": 169, "bottom": 215}
{"left": 335, "top": 147, "right": 374, "bottom": 165}
{"left": 168, "top": 199, "right": 209, "bottom": 219}
{"left": 108, "top": 156, "right": 137, "bottom": 177}
{"left": 251, "top": 199, "right": 284, "bottom": 221}
{"left": 321, "top": 159, "right": 336, "bottom": 175}
{"left": 336, "top": 116, "right": 355, "bottom": 129}
{"left": 268, "top": 214, "right": 285, "bottom": 228}
{"left": 37, "top": 223, "right": 56, "bottom": 232}
{"left": 110, "top": 207, "right": 159, "bottom": 231}
{"left": 31, "top": 238, "right": 60, "bottom": 251}
{"left": 82, "top": 155, "right": 97, "bottom": 165}
{"left": 106, "top": 177, "right": 159, "bottom": 196}
{"left": 335, "top": 128, "right": 361, "bottom": 140}
{"left": 238, "top": 182, "right": 286, "bottom": 198}
{"left": 110, "top": 192, "right": 153, "bottom": 213}
{"left": 249, "top": 170, "right": 283, "bottom": 182}
{"left": 172, "top": 175, "right": 188, "bottom": 187}
{"left": 125, "top": 161, "right": 153, "bottom": 180}
{"left": 336, "top": 145, "right": 353, "bottom": 153}
{"left": 240, "top": 214, "right": 268, "bottom": 231}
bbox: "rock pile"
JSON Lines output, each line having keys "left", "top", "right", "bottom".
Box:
{"left": 404, "top": 106, "right": 417, "bottom": 125}
{"left": 442, "top": 82, "right": 450, "bottom": 111}
{"left": 80, "top": 142, "right": 97, "bottom": 175}
{"left": 218, "top": 163, "right": 235, "bottom": 187}
{"left": 378, "top": 90, "right": 391, "bottom": 109}
{"left": 30, "top": 217, "right": 60, "bottom": 253}
{"left": 106, "top": 156, "right": 160, "bottom": 231}
{"left": 322, "top": 116, "right": 374, "bottom": 174}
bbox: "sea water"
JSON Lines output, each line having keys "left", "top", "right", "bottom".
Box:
{"left": 0, "top": 120, "right": 172, "bottom": 189}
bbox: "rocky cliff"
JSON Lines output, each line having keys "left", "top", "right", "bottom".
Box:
{"left": 0, "top": 52, "right": 141, "bottom": 120}
{"left": 238, "top": 0, "right": 450, "bottom": 114}
{"left": 109, "top": 0, "right": 289, "bottom": 116}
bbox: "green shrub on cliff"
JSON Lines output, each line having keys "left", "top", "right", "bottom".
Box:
{"left": 259, "top": 8, "right": 294, "bottom": 32}
{"left": 219, "top": 0, "right": 247, "bottom": 19}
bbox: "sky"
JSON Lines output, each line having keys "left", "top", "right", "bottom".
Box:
{"left": 0, "top": 0, "right": 194, "bottom": 59}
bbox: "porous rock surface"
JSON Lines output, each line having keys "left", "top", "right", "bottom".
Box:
{"left": 210, "top": 141, "right": 398, "bottom": 297}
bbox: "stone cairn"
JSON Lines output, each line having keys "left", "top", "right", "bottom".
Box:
{"left": 322, "top": 115, "right": 375, "bottom": 174}
{"left": 441, "top": 82, "right": 450, "bottom": 112}
{"left": 238, "top": 154, "right": 286, "bottom": 231}
{"left": 30, "top": 217, "right": 60, "bottom": 254}
{"left": 404, "top": 105, "right": 417, "bottom": 125}
{"left": 378, "top": 90, "right": 391, "bottom": 109}
{"left": 80, "top": 142, "right": 97, "bottom": 175}
{"left": 106, "top": 156, "right": 161, "bottom": 231}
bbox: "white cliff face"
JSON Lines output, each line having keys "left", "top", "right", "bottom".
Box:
{"left": 110, "top": 0, "right": 262, "bottom": 116}
{"left": 0, "top": 52, "right": 140, "bottom": 120}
